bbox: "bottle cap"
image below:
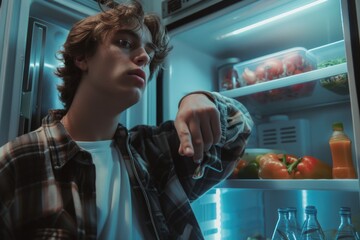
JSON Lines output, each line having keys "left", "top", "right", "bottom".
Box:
{"left": 277, "top": 208, "right": 288, "bottom": 213}
{"left": 339, "top": 207, "right": 351, "bottom": 214}
{"left": 286, "top": 207, "right": 297, "bottom": 213}
{"left": 305, "top": 205, "right": 317, "bottom": 214}
{"left": 332, "top": 122, "right": 344, "bottom": 131}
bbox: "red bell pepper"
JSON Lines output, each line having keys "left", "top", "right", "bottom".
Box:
{"left": 293, "top": 156, "right": 332, "bottom": 179}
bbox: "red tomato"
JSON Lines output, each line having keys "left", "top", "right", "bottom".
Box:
{"left": 291, "top": 83, "right": 306, "bottom": 93}
{"left": 283, "top": 53, "right": 304, "bottom": 69}
{"left": 252, "top": 92, "right": 267, "bottom": 103}
{"left": 293, "top": 69, "right": 303, "bottom": 75}
{"left": 263, "top": 59, "right": 284, "bottom": 80}
{"left": 284, "top": 62, "right": 296, "bottom": 75}
{"left": 268, "top": 88, "right": 283, "bottom": 99}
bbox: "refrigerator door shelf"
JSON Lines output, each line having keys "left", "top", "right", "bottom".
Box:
{"left": 217, "top": 179, "right": 359, "bottom": 192}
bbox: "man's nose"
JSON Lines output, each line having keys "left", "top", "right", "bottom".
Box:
{"left": 133, "top": 47, "right": 150, "bottom": 67}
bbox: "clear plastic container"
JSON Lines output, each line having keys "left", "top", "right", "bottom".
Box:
{"left": 234, "top": 47, "right": 317, "bottom": 102}
{"left": 218, "top": 58, "right": 241, "bottom": 91}
{"left": 235, "top": 47, "right": 317, "bottom": 86}
{"left": 309, "top": 40, "right": 349, "bottom": 95}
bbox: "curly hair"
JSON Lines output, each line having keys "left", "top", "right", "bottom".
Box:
{"left": 55, "top": 0, "right": 172, "bottom": 110}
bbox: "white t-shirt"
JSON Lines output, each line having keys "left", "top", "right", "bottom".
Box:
{"left": 77, "top": 140, "right": 145, "bottom": 239}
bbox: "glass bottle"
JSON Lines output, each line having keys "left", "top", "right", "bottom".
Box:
{"left": 300, "top": 206, "right": 325, "bottom": 240}
{"left": 272, "top": 208, "right": 290, "bottom": 240}
{"left": 287, "top": 207, "right": 301, "bottom": 240}
{"left": 329, "top": 122, "right": 356, "bottom": 179}
{"left": 335, "top": 207, "right": 359, "bottom": 240}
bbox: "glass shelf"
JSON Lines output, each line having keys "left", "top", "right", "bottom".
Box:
{"left": 221, "top": 63, "right": 347, "bottom": 97}
{"left": 216, "top": 179, "right": 359, "bottom": 192}
{"left": 220, "top": 63, "right": 350, "bottom": 115}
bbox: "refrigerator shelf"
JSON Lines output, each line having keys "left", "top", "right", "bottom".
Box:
{"left": 220, "top": 63, "right": 350, "bottom": 115}
{"left": 216, "top": 179, "right": 359, "bottom": 192}
{"left": 220, "top": 63, "right": 347, "bottom": 98}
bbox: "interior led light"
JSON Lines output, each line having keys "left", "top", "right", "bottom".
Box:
{"left": 217, "top": 0, "right": 327, "bottom": 40}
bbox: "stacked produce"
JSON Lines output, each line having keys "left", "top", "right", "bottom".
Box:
{"left": 232, "top": 153, "right": 332, "bottom": 179}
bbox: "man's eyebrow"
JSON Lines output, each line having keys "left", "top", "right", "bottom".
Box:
{"left": 115, "top": 29, "right": 155, "bottom": 50}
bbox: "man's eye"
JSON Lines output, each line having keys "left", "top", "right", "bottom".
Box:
{"left": 118, "top": 39, "right": 133, "bottom": 49}
{"left": 147, "top": 51, "right": 155, "bottom": 61}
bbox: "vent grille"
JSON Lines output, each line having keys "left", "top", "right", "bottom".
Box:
{"left": 258, "top": 119, "right": 310, "bottom": 156}
{"left": 167, "top": 0, "right": 182, "bottom": 14}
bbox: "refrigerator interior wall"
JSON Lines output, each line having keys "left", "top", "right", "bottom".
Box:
{"left": 163, "top": 38, "right": 218, "bottom": 120}
{"left": 163, "top": 0, "right": 360, "bottom": 239}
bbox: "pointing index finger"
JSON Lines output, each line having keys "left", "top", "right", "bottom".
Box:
{"left": 175, "top": 120, "right": 194, "bottom": 157}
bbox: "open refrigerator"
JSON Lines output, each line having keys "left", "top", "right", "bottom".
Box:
{"left": 160, "top": 0, "right": 360, "bottom": 239}
{"left": 1, "top": 0, "right": 360, "bottom": 239}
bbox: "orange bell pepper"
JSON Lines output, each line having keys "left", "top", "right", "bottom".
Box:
{"left": 258, "top": 153, "right": 295, "bottom": 179}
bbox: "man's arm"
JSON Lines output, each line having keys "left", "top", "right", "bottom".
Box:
{"left": 174, "top": 91, "right": 253, "bottom": 196}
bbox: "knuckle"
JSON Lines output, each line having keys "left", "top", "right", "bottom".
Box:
{"left": 192, "top": 138, "right": 203, "bottom": 147}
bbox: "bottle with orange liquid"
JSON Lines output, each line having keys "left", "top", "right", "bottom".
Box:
{"left": 329, "top": 122, "right": 356, "bottom": 179}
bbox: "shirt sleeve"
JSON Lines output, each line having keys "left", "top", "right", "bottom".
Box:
{"left": 175, "top": 91, "right": 254, "bottom": 200}
{"left": 129, "top": 91, "right": 253, "bottom": 202}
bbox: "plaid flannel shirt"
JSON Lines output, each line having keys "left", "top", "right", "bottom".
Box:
{"left": 0, "top": 92, "right": 253, "bottom": 239}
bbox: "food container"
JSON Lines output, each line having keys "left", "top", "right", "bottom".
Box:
{"left": 309, "top": 40, "right": 349, "bottom": 95}
{"left": 235, "top": 47, "right": 317, "bottom": 86}
{"left": 319, "top": 72, "right": 348, "bottom": 95}
{"left": 218, "top": 58, "right": 241, "bottom": 91}
{"left": 234, "top": 47, "right": 317, "bottom": 102}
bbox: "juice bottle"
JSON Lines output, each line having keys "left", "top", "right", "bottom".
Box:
{"left": 329, "top": 122, "right": 356, "bottom": 179}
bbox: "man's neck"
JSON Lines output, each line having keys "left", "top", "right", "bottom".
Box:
{"left": 61, "top": 95, "right": 122, "bottom": 141}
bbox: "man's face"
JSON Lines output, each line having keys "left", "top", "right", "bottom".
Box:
{"left": 81, "top": 25, "right": 155, "bottom": 108}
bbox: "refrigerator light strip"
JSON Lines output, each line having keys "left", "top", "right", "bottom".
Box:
{"left": 216, "top": 0, "right": 328, "bottom": 40}
{"left": 301, "top": 190, "right": 309, "bottom": 220}
{"left": 215, "top": 188, "right": 222, "bottom": 239}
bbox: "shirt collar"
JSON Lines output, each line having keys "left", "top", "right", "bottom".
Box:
{"left": 42, "top": 110, "right": 82, "bottom": 168}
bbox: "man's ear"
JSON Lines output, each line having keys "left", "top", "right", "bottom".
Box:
{"left": 75, "top": 56, "right": 88, "bottom": 71}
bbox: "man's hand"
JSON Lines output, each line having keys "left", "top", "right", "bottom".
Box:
{"left": 174, "top": 94, "right": 221, "bottom": 164}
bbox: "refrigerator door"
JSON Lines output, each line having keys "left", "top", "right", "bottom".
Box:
{"left": 19, "top": 17, "right": 68, "bottom": 134}
{"left": 0, "top": 0, "right": 97, "bottom": 144}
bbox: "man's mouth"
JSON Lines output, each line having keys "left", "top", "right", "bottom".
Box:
{"left": 128, "top": 68, "right": 146, "bottom": 81}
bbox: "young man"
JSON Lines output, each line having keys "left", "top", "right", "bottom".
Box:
{"left": 0, "top": 1, "right": 253, "bottom": 239}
